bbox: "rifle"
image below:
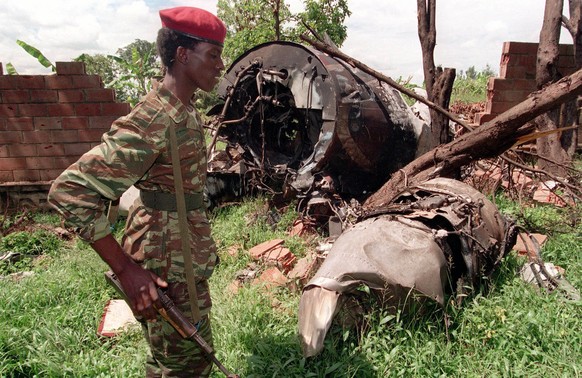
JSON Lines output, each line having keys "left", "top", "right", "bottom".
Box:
{"left": 104, "top": 270, "right": 239, "bottom": 378}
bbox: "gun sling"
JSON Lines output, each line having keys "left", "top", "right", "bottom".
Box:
{"left": 168, "top": 119, "right": 202, "bottom": 324}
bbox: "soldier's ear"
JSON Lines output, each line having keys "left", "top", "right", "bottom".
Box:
{"left": 176, "top": 46, "right": 189, "bottom": 65}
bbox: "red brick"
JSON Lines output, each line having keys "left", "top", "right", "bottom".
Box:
{"left": 37, "top": 144, "right": 66, "bottom": 157}
{"left": 101, "top": 102, "right": 131, "bottom": 116}
{"left": 2, "top": 90, "right": 30, "bottom": 103}
{"left": 30, "top": 89, "right": 59, "bottom": 103}
{"left": 56, "top": 62, "right": 86, "bottom": 75}
{"left": 72, "top": 75, "right": 102, "bottom": 89}
{"left": 75, "top": 103, "right": 102, "bottom": 116}
{"left": 253, "top": 267, "right": 287, "bottom": 288}
{"left": 22, "top": 130, "right": 52, "bottom": 144}
{"left": 58, "top": 89, "right": 85, "bottom": 103}
{"left": 54, "top": 156, "right": 78, "bottom": 169}
{"left": 44, "top": 75, "right": 74, "bottom": 89}
{"left": 249, "top": 239, "right": 285, "bottom": 260}
{"left": 51, "top": 130, "right": 79, "bottom": 143}
{"left": 0, "top": 144, "right": 8, "bottom": 157}
{"left": 26, "top": 156, "right": 57, "bottom": 169}
{"left": 13, "top": 169, "right": 41, "bottom": 182}
{"left": 0, "top": 130, "right": 23, "bottom": 143}
{"left": 502, "top": 42, "right": 538, "bottom": 55}
{"left": 85, "top": 88, "right": 115, "bottom": 102}
{"left": 16, "top": 76, "right": 46, "bottom": 89}
{"left": 486, "top": 101, "right": 515, "bottom": 114}
{"left": 40, "top": 169, "right": 64, "bottom": 181}
{"left": 64, "top": 142, "right": 92, "bottom": 155}
{"left": 0, "top": 171, "right": 15, "bottom": 182}
{"left": 89, "top": 116, "right": 116, "bottom": 129}
{"left": 557, "top": 55, "right": 576, "bottom": 70}
{"left": 0, "top": 157, "right": 27, "bottom": 170}
{"left": 47, "top": 103, "right": 75, "bottom": 116}
{"left": 0, "top": 104, "right": 18, "bottom": 117}
{"left": 0, "top": 75, "right": 20, "bottom": 89}
{"left": 558, "top": 43, "right": 574, "bottom": 56}
{"left": 0, "top": 118, "right": 5, "bottom": 130}
{"left": 5, "top": 117, "right": 34, "bottom": 131}
{"left": 18, "top": 103, "right": 48, "bottom": 117}
{"left": 34, "top": 117, "right": 62, "bottom": 130}
{"left": 473, "top": 112, "right": 497, "bottom": 125}
{"left": 500, "top": 64, "right": 534, "bottom": 80}
{"left": 7, "top": 144, "right": 36, "bottom": 157}
{"left": 62, "top": 116, "right": 88, "bottom": 129}
{"left": 490, "top": 89, "right": 529, "bottom": 103}
{"left": 515, "top": 54, "right": 537, "bottom": 68}
{"left": 78, "top": 129, "right": 105, "bottom": 142}
{"left": 488, "top": 78, "right": 537, "bottom": 92}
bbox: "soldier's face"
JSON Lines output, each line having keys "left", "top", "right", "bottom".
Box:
{"left": 186, "top": 42, "right": 224, "bottom": 92}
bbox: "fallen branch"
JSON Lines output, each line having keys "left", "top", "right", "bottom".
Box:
{"left": 364, "top": 69, "right": 582, "bottom": 208}
{"left": 300, "top": 33, "right": 474, "bottom": 132}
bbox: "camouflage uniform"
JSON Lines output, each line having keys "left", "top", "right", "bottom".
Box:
{"left": 48, "top": 84, "right": 217, "bottom": 377}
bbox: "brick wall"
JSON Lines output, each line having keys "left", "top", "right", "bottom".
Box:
{"left": 0, "top": 61, "right": 130, "bottom": 186}
{"left": 473, "top": 41, "right": 577, "bottom": 124}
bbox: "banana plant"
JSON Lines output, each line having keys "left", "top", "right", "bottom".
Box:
{"left": 14, "top": 40, "right": 56, "bottom": 72}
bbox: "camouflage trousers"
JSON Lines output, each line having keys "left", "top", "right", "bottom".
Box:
{"left": 142, "top": 279, "right": 214, "bottom": 378}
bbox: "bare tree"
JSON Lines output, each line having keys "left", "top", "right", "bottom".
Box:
{"left": 535, "top": 0, "right": 580, "bottom": 177}
{"left": 417, "top": 0, "right": 456, "bottom": 148}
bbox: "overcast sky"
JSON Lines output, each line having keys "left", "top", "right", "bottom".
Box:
{"left": 0, "top": 1, "right": 572, "bottom": 85}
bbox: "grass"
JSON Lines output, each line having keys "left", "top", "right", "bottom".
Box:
{"left": 0, "top": 194, "right": 580, "bottom": 377}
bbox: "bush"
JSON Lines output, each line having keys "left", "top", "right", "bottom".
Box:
{"left": 0, "top": 230, "right": 62, "bottom": 275}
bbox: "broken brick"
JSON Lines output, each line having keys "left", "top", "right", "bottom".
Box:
{"left": 249, "top": 238, "right": 285, "bottom": 260}
{"left": 513, "top": 233, "right": 548, "bottom": 256}
{"left": 253, "top": 267, "right": 288, "bottom": 288}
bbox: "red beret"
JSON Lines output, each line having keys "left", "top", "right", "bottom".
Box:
{"left": 159, "top": 6, "right": 226, "bottom": 47}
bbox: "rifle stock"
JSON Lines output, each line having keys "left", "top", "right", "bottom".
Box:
{"left": 104, "top": 270, "right": 239, "bottom": 378}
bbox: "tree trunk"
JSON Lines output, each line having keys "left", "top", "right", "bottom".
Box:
{"left": 364, "top": 68, "right": 582, "bottom": 209}
{"left": 417, "top": 0, "right": 456, "bottom": 147}
{"left": 535, "top": 0, "right": 578, "bottom": 177}
{"left": 273, "top": 0, "right": 281, "bottom": 41}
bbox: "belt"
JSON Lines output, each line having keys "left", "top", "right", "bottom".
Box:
{"left": 140, "top": 191, "right": 204, "bottom": 212}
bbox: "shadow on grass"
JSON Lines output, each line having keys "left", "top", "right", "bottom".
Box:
{"left": 233, "top": 328, "right": 376, "bottom": 378}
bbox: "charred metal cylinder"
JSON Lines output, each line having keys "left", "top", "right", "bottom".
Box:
{"left": 214, "top": 41, "right": 422, "bottom": 196}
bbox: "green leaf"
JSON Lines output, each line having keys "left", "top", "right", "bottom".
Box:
{"left": 6, "top": 62, "right": 18, "bottom": 75}
{"left": 16, "top": 40, "right": 55, "bottom": 71}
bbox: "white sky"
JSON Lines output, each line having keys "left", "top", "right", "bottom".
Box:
{"left": 0, "top": 1, "right": 573, "bottom": 85}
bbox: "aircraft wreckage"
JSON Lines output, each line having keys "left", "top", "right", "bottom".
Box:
{"left": 206, "top": 41, "right": 518, "bottom": 357}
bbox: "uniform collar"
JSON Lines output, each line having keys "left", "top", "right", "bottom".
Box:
{"left": 155, "top": 83, "right": 191, "bottom": 124}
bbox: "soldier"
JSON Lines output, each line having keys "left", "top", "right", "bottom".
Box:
{"left": 48, "top": 6, "right": 226, "bottom": 377}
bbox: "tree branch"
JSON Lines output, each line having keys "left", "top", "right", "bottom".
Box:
{"left": 299, "top": 33, "right": 474, "bottom": 132}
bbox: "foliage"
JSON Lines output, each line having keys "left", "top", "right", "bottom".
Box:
{"left": 5, "top": 63, "right": 17, "bottom": 75}
{"left": 217, "top": 0, "right": 293, "bottom": 64}
{"left": 75, "top": 53, "right": 117, "bottom": 86}
{"left": 77, "top": 39, "right": 161, "bottom": 106}
{"left": 16, "top": 39, "right": 55, "bottom": 72}
{"left": 293, "top": 0, "right": 351, "bottom": 47}
{"left": 451, "top": 65, "right": 496, "bottom": 103}
{"left": 0, "top": 229, "right": 62, "bottom": 275}
{"left": 217, "top": 0, "right": 351, "bottom": 64}
{"left": 107, "top": 40, "right": 161, "bottom": 106}
{"left": 0, "top": 195, "right": 580, "bottom": 376}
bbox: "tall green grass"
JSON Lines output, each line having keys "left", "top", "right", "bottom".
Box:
{"left": 0, "top": 194, "right": 580, "bottom": 377}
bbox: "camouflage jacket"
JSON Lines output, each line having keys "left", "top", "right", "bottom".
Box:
{"left": 48, "top": 84, "right": 216, "bottom": 282}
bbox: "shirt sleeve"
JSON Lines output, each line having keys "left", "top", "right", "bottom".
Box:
{"left": 48, "top": 115, "right": 166, "bottom": 243}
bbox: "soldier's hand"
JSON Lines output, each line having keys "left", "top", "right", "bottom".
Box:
{"left": 117, "top": 263, "right": 168, "bottom": 320}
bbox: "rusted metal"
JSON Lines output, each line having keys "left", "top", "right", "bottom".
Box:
{"left": 297, "top": 178, "right": 518, "bottom": 357}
